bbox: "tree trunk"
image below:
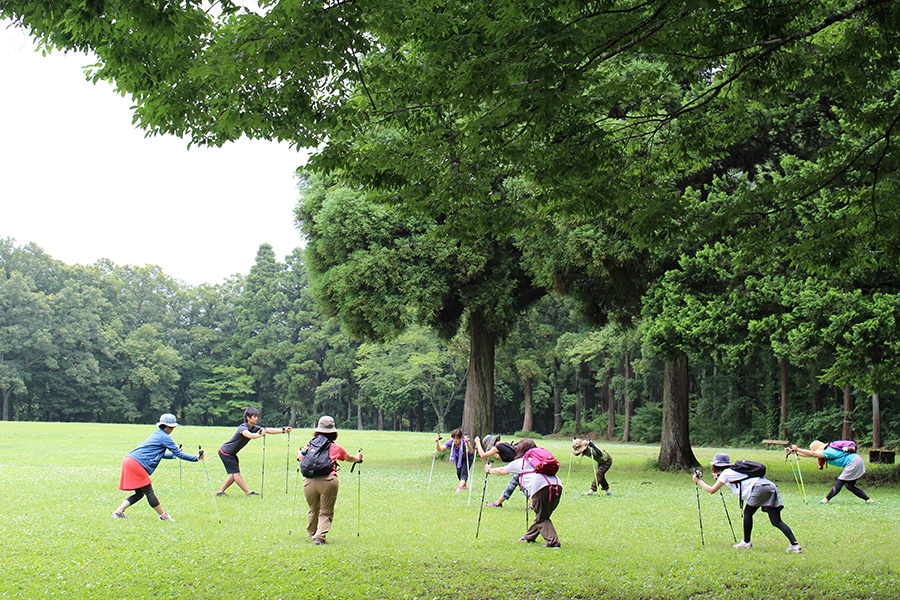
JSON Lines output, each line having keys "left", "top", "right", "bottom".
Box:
{"left": 552, "top": 364, "right": 562, "bottom": 434}
{"left": 779, "top": 356, "right": 788, "bottom": 441}
{"left": 623, "top": 352, "right": 633, "bottom": 443}
{"left": 2, "top": 387, "right": 10, "bottom": 422}
{"left": 416, "top": 400, "right": 424, "bottom": 432}
{"left": 574, "top": 369, "right": 582, "bottom": 435}
{"left": 582, "top": 364, "right": 594, "bottom": 415}
{"left": 461, "top": 310, "right": 496, "bottom": 439}
{"left": 377, "top": 407, "right": 383, "bottom": 430}
{"left": 657, "top": 350, "right": 698, "bottom": 470}
{"left": 872, "top": 393, "right": 882, "bottom": 448}
{"left": 842, "top": 385, "right": 853, "bottom": 440}
{"left": 522, "top": 376, "right": 534, "bottom": 432}
{"left": 606, "top": 373, "right": 615, "bottom": 439}
{"left": 357, "top": 402, "right": 363, "bottom": 430}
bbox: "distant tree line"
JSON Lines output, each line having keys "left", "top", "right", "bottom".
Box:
{"left": 4, "top": 213, "right": 899, "bottom": 450}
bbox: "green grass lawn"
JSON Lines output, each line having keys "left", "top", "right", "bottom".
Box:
{"left": 1, "top": 422, "right": 898, "bottom": 599}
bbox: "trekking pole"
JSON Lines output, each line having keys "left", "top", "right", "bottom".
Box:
{"left": 200, "top": 445, "right": 221, "bottom": 523}
{"left": 693, "top": 469, "right": 704, "bottom": 546}
{"left": 565, "top": 452, "right": 573, "bottom": 494}
{"left": 351, "top": 448, "right": 362, "bottom": 537}
{"left": 178, "top": 444, "right": 183, "bottom": 514}
{"left": 476, "top": 460, "right": 491, "bottom": 538}
{"left": 466, "top": 437, "right": 474, "bottom": 507}
{"left": 260, "top": 434, "right": 266, "bottom": 498}
{"left": 429, "top": 434, "right": 441, "bottom": 490}
{"left": 285, "top": 430, "right": 291, "bottom": 494}
{"left": 289, "top": 457, "right": 301, "bottom": 536}
{"left": 789, "top": 450, "right": 808, "bottom": 503}
{"left": 719, "top": 490, "right": 736, "bottom": 543}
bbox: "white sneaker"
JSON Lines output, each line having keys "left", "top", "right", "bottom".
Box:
{"left": 786, "top": 544, "right": 803, "bottom": 553}
{"left": 733, "top": 540, "right": 752, "bottom": 549}
{"left": 158, "top": 513, "right": 174, "bottom": 521}
{"left": 111, "top": 511, "right": 127, "bottom": 519}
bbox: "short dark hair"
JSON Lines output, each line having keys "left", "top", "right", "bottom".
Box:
{"left": 244, "top": 407, "right": 260, "bottom": 422}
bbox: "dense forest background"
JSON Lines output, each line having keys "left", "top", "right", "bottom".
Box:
{"left": 3, "top": 226, "right": 897, "bottom": 450}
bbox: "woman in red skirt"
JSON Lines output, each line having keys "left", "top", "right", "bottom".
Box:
{"left": 113, "top": 413, "right": 202, "bottom": 521}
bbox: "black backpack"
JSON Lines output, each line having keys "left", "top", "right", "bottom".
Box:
{"left": 730, "top": 460, "right": 767, "bottom": 508}
{"left": 300, "top": 434, "right": 335, "bottom": 478}
{"left": 731, "top": 460, "right": 766, "bottom": 481}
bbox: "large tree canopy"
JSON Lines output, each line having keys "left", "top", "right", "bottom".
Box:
{"left": 4, "top": 1, "right": 898, "bottom": 267}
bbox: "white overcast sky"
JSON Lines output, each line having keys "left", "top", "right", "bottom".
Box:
{"left": 1, "top": 21, "right": 311, "bottom": 286}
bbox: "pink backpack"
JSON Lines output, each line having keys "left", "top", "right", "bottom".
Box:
{"left": 522, "top": 447, "right": 560, "bottom": 476}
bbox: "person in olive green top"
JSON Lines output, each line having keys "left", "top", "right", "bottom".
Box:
{"left": 572, "top": 438, "right": 612, "bottom": 495}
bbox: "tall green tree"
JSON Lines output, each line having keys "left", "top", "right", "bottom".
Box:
{"left": 296, "top": 174, "right": 544, "bottom": 437}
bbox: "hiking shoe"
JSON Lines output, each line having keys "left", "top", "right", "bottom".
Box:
{"left": 542, "top": 543, "right": 561, "bottom": 549}
{"left": 786, "top": 544, "right": 803, "bottom": 554}
{"left": 215, "top": 492, "right": 226, "bottom": 497}
{"left": 518, "top": 536, "right": 536, "bottom": 543}
{"left": 313, "top": 538, "right": 326, "bottom": 545}
{"left": 583, "top": 490, "right": 595, "bottom": 496}
{"left": 817, "top": 498, "right": 829, "bottom": 505}
{"left": 246, "top": 491, "right": 260, "bottom": 496}
{"left": 866, "top": 499, "right": 875, "bottom": 504}
{"left": 158, "top": 513, "right": 174, "bottom": 522}
{"left": 486, "top": 501, "right": 503, "bottom": 507}
{"left": 456, "top": 485, "right": 467, "bottom": 492}
{"left": 604, "top": 491, "right": 612, "bottom": 496}
{"left": 733, "top": 541, "right": 752, "bottom": 549}
{"left": 111, "top": 511, "right": 127, "bottom": 519}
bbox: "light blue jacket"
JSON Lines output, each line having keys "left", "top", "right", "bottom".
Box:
{"left": 128, "top": 428, "right": 199, "bottom": 475}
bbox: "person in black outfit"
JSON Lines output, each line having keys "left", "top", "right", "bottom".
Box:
{"left": 475, "top": 435, "right": 525, "bottom": 507}
{"left": 216, "top": 407, "right": 291, "bottom": 496}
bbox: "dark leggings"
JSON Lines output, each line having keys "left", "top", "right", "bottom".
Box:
{"left": 126, "top": 484, "right": 160, "bottom": 508}
{"left": 742, "top": 505, "right": 797, "bottom": 545}
{"left": 826, "top": 478, "right": 870, "bottom": 501}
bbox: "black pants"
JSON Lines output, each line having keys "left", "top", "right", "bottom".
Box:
{"left": 826, "top": 478, "right": 870, "bottom": 501}
{"left": 126, "top": 484, "right": 160, "bottom": 508}
{"left": 742, "top": 505, "right": 796, "bottom": 545}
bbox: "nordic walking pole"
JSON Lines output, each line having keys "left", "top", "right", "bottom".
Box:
{"left": 351, "top": 448, "right": 362, "bottom": 537}
{"left": 429, "top": 434, "right": 441, "bottom": 490}
{"left": 466, "top": 435, "right": 474, "bottom": 506}
{"left": 289, "top": 457, "right": 301, "bottom": 535}
{"left": 200, "top": 445, "right": 221, "bottom": 523}
{"left": 789, "top": 449, "right": 808, "bottom": 503}
{"left": 693, "top": 469, "right": 704, "bottom": 546}
{"left": 285, "top": 430, "right": 291, "bottom": 494}
{"left": 178, "top": 444, "right": 183, "bottom": 514}
{"left": 720, "top": 490, "right": 737, "bottom": 543}
{"left": 476, "top": 460, "right": 491, "bottom": 538}
{"left": 260, "top": 433, "right": 266, "bottom": 498}
{"left": 565, "top": 451, "right": 574, "bottom": 494}
{"left": 796, "top": 455, "right": 808, "bottom": 504}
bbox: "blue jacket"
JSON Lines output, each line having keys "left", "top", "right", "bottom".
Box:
{"left": 128, "top": 428, "right": 199, "bottom": 475}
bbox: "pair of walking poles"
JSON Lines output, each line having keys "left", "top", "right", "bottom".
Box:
{"left": 197, "top": 434, "right": 296, "bottom": 524}
{"left": 693, "top": 469, "right": 736, "bottom": 546}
